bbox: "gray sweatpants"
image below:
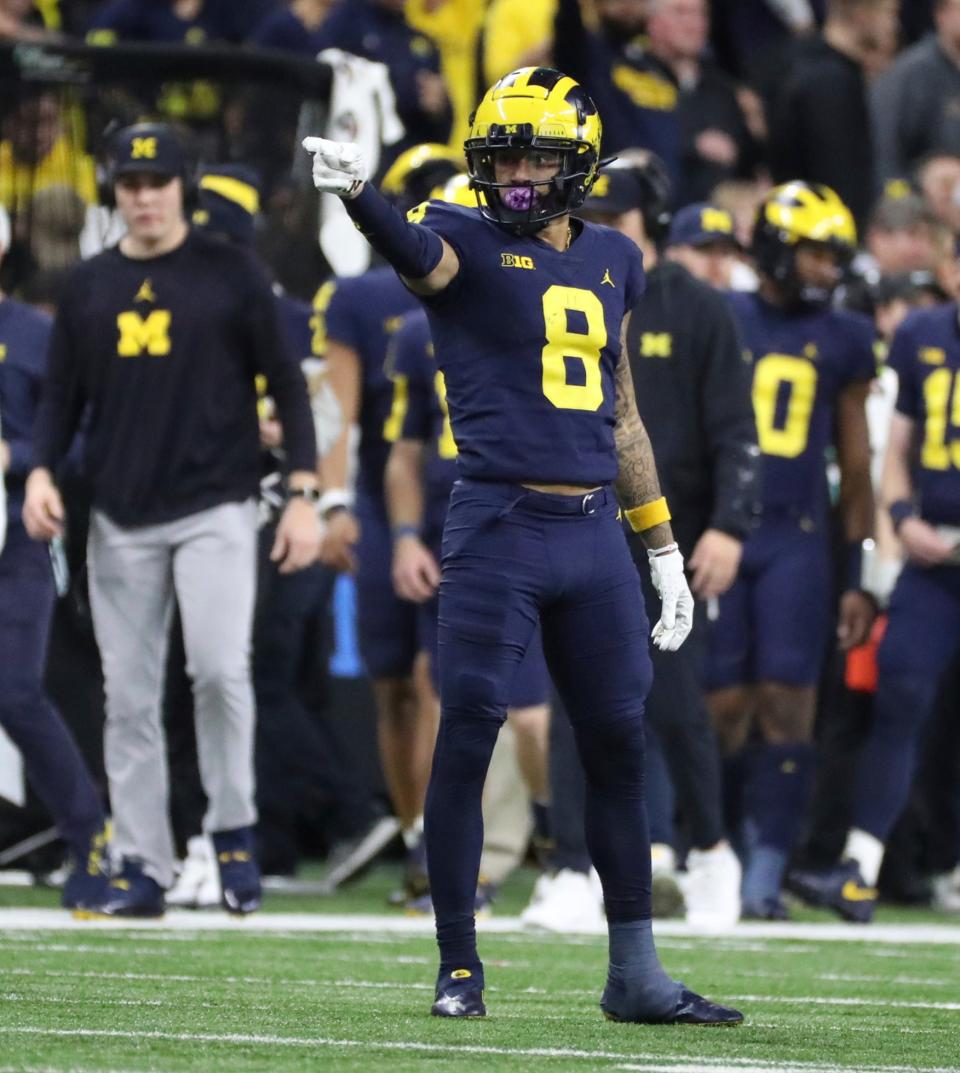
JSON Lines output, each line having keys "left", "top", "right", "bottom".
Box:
{"left": 88, "top": 500, "right": 259, "bottom": 888}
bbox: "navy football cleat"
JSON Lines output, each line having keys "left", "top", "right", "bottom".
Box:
{"left": 603, "top": 985, "right": 743, "bottom": 1026}
{"left": 212, "top": 826, "right": 262, "bottom": 915}
{"left": 431, "top": 967, "right": 486, "bottom": 1018}
{"left": 786, "top": 859, "right": 877, "bottom": 923}
{"left": 61, "top": 822, "right": 111, "bottom": 912}
{"left": 76, "top": 858, "right": 165, "bottom": 919}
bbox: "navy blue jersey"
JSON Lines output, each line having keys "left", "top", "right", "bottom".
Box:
{"left": 416, "top": 202, "right": 646, "bottom": 487}
{"left": 728, "top": 293, "right": 875, "bottom": 519}
{"left": 887, "top": 304, "right": 960, "bottom": 525}
{"left": 0, "top": 298, "right": 52, "bottom": 516}
{"left": 275, "top": 291, "right": 312, "bottom": 362}
{"left": 321, "top": 267, "right": 420, "bottom": 497}
{"left": 387, "top": 308, "right": 458, "bottom": 528}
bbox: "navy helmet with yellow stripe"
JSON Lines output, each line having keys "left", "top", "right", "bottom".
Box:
{"left": 192, "top": 164, "right": 261, "bottom": 245}
{"left": 465, "top": 67, "right": 602, "bottom": 235}
{"left": 751, "top": 181, "right": 857, "bottom": 304}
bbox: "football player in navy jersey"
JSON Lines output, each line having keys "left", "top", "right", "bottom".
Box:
{"left": 384, "top": 284, "right": 552, "bottom": 909}
{"left": 305, "top": 66, "right": 741, "bottom": 1024}
{"left": 315, "top": 144, "right": 464, "bottom": 905}
{"left": 789, "top": 302, "right": 960, "bottom": 923}
{"left": 706, "top": 183, "right": 877, "bottom": 920}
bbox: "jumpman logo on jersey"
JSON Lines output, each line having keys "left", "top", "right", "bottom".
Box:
{"left": 134, "top": 279, "right": 157, "bottom": 304}
{"left": 601, "top": 268, "right": 615, "bottom": 287}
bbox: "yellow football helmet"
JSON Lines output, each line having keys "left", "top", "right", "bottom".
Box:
{"left": 436, "top": 173, "right": 483, "bottom": 209}
{"left": 752, "top": 181, "right": 857, "bottom": 303}
{"left": 464, "top": 67, "right": 602, "bottom": 234}
{"left": 379, "top": 143, "right": 466, "bottom": 212}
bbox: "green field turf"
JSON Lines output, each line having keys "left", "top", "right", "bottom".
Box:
{"left": 1, "top": 867, "right": 958, "bottom": 1073}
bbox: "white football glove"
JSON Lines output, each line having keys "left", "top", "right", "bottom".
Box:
{"left": 302, "top": 136, "right": 367, "bottom": 199}
{"left": 647, "top": 542, "right": 694, "bottom": 652}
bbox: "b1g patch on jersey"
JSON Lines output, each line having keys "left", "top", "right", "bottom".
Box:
{"left": 501, "top": 253, "right": 535, "bottom": 270}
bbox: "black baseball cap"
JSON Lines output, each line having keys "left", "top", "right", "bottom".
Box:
{"left": 110, "top": 122, "right": 186, "bottom": 180}
{"left": 583, "top": 168, "right": 647, "bottom": 216}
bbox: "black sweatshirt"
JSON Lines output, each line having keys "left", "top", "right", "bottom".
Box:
{"left": 626, "top": 260, "right": 759, "bottom": 558}
{"left": 34, "top": 230, "right": 317, "bottom": 527}
{"left": 766, "top": 37, "right": 874, "bottom": 230}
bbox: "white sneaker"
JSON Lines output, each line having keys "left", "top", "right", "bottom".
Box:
{"left": 525, "top": 870, "right": 555, "bottom": 909}
{"left": 651, "top": 843, "right": 685, "bottom": 919}
{"left": 932, "top": 865, "right": 960, "bottom": 913}
{"left": 520, "top": 868, "right": 605, "bottom": 933}
{"left": 167, "top": 835, "right": 221, "bottom": 909}
{"left": 682, "top": 842, "right": 741, "bottom": 930}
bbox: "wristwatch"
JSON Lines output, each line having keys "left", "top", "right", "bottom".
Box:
{"left": 287, "top": 486, "right": 321, "bottom": 504}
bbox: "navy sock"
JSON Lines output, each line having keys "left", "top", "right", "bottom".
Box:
{"left": 603, "top": 920, "right": 680, "bottom": 1020}
{"left": 741, "top": 840, "right": 788, "bottom": 906}
{"left": 742, "top": 743, "right": 814, "bottom": 901}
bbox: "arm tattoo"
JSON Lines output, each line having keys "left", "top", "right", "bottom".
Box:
{"left": 613, "top": 317, "right": 674, "bottom": 548}
{"left": 613, "top": 319, "right": 661, "bottom": 506}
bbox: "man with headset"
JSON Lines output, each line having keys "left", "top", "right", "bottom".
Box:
{"left": 23, "top": 122, "right": 321, "bottom": 917}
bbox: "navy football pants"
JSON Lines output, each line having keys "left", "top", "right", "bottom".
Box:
{"left": 853, "top": 563, "right": 960, "bottom": 842}
{"left": 0, "top": 520, "right": 103, "bottom": 852}
{"left": 425, "top": 481, "right": 654, "bottom": 966}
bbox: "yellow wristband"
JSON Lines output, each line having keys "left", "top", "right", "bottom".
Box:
{"left": 625, "top": 496, "right": 671, "bottom": 533}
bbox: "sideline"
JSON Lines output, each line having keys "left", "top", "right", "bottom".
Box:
{"left": 0, "top": 908, "right": 959, "bottom": 945}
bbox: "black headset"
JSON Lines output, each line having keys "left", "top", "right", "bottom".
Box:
{"left": 627, "top": 155, "right": 674, "bottom": 245}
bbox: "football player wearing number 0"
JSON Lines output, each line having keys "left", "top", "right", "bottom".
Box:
{"left": 706, "top": 182, "right": 876, "bottom": 921}
{"left": 304, "top": 66, "right": 742, "bottom": 1025}
{"left": 789, "top": 300, "right": 960, "bottom": 923}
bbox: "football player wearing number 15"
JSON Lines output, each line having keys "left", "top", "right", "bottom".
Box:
{"left": 304, "top": 66, "right": 742, "bottom": 1026}
{"left": 705, "top": 183, "right": 877, "bottom": 921}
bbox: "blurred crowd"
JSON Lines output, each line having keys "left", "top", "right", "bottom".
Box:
{"left": 1, "top": 0, "right": 959, "bottom": 925}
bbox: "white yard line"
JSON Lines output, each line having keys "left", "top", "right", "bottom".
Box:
{"left": 613, "top": 1065, "right": 923, "bottom": 1073}
{"left": 0, "top": 908, "right": 959, "bottom": 945}
{"left": 1, "top": 1026, "right": 958, "bottom": 1073}
{"left": 728, "top": 994, "right": 960, "bottom": 1011}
